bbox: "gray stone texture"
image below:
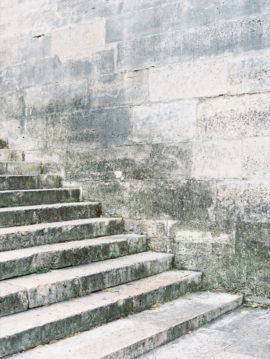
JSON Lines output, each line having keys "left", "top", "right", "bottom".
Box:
{"left": 1, "top": 0, "right": 270, "bottom": 298}
{"left": 142, "top": 307, "right": 270, "bottom": 359}
{"left": 11, "top": 291, "right": 242, "bottom": 359}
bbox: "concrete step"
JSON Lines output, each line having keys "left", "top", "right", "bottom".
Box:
{"left": 0, "top": 162, "right": 42, "bottom": 175}
{"left": 13, "top": 292, "right": 242, "bottom": 359}
{"left": 0, "top": 162, "right": 62, "bottom": 176}
{"left": 0, "top": 234, "right": 147, "bottom": 281}
{"left": 0, "top": 217, "right": 124, "bottom": 251}
{"left": 0, "top": 270, "right": 204, "bottom": 357}
{"left": 0, "top": 202, "right": 102, "bottom": 227}
{"left": 0, "top": 175, "right": 62, "bottom": 190}
{"left": 0, "top": 150, "right": 24, "bottom": 162}
{"left": 0, "top": 188, "right": 81, "bottom": 208}
{"left": 0, "top": 250, "right": 178, "bottom": 317}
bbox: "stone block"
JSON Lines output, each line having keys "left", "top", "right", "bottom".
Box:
{"left": 0, "top": 93, "right": 25, "bottom": 119}
{"left": 24, "top": 79, "right": 90, "bottom": 115}
{"left": 1, "top": 48, "right": 115, "bottom": 95}
{"left": 131, "top": 100, "right": 197, "bottom": 143}
{"left": 149, "top": 58, "right": 227, "bottom": 101}
{"left": 89, "top": 70, "right": 149, "bottom": 108}
{"left": 118, "top": 14, "right": 270, "bottom": 71}
{"left": 124, "top": 218, "right": 176, "bottom": 252}
{"left": 0, "top": 34, "right": 51, "bottom": 67}
{"left": 107, "top": 0, "right": 270, "bottom": 43}
{"left": 228, "top": 48, "right": 270, "bottom": 94}
{"left": 17, "top": 57, "right": 62, "bottom": 89}
{"left": 192, "top": 140, "right": 242, "bottom": 179}
{"left": 82, "top": 179, "right": 215, "bottom": 223}
{"left": 216, "top": 180, "right": 270, "bottom": 225}
{"left": 51, "top": 20, "right": 106, "bottom": 62}
{"left": 65, "top": 106, "right": 131, "bottom": 148}
{"left": 61, "top": 48, "right": 115, "bottom": 80}
{"left": 0, "top": 118, "right": 38, "bottom": 151}
{"left": 235, "top": 222, "right": 270, "bottom": 296}
{"left": 106, "top": 2, "right": 189, "bottom": 43}
{"left": 197, "top": 93, "right": 270, "bottom": 139}
{"left": 242, "top": 137, "right": 270, "bottom": 178}
{"left": 173, "top": 230, "right": 235, "bottom": 289}
{"left": 65, "top": 142, "right": 192, "bottom": 182}
{"left": 0, "top": 0, "right": 59, "bottom": 35}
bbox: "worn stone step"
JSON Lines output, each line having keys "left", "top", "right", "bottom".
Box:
{"left": 0, "top": 270, "right": 205, "bottom": 357}
{"left": 0, "top": 175, "right": 62, "bottom": 190}
{"left": 0, "top": 162, "right": 62, "bottom": 176}
{"left": 0, "top": 162, "right": 42, "bottom": 175}
{"left": 0, "top": 188, "right": 81, "bottom": 208}
{"left": 0, "top": 202, "right": 102, "bottom": 227}
{"left": 0, "top": 150, "right": 24, "bottom": 162}
{"left": 0, "top": 217, "right": 124, "bottom": 251}
{"left": 13, "top": 292, "right": 242, "bottom": 359}
{"left": 0, "top": 250, "right": 177, "bottom": 317}
{"left": 0, "top": 234, "right": 148, "bottom": 281}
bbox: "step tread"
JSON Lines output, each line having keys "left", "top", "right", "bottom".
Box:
{"left": 0, "top": 270, "right": 201, "bottom": 336}
{"left": 0, "top": 161, "right": 41, "bottom": 164}
{"left": 1, "top": 251, "right": 172, "bottom": 295}
{"left": 8, "top": 291, "right": 242, "bottom": 359}
{"left": 0, "top": 201, "right": 100, "bottom": 213}
{"left": 0, "top": 175, "right": 58, "bottom": 178}
{"left": 0, "top": 234, "right": 146, "bottom": 262}
{"left": 0, "top": 217, "right": 122, "bottom": 235}
{"left": 0, "top": 188, "right": 79, "bottom": 194}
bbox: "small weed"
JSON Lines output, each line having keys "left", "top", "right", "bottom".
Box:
{"left": 110, "top": 251, "right": 118, "bottom": 259}
{"left": 36, "top": 266, "right": 50, "bottom": 274}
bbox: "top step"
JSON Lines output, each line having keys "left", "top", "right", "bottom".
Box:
{"left": 0, "top": 162, "right": 61, "bottom": 176}
{"left": 0, "top": 175, "right": 62, "bottom": 190}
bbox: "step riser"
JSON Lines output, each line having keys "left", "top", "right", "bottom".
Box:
{"left": 0, "top": 176, "right": 62, "bottom": 191}
{"left": 103, "top": 298, "right": 242, "bottom": 359}
{"left": 0, "top": 237, "right": 147, "bottom": 281}
{"left": 0, "top": 219, "right": 124, "bottom": 251}
{"left": 0, "top": 163, "right": 42, "bottom": 175}
{"left": 0, "top": 274, "right": 202, "bottom": 357}
{"left": 0, "top": 203, "right": 102, "bottom": 228}
{"left": 0, "top": 189, "right": 81, "bottom": 208}
{"left": 0, "top": 150, "right": 24, "bottom": 162}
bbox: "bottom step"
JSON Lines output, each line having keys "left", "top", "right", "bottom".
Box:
{"left": 13, "top": 292, "right": 242, "bottom": 359}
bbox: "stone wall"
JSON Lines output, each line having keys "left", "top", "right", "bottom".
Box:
{"left": 0, "top": 0, "right": 269, "bottom": 296}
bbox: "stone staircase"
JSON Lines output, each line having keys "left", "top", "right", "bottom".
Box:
{"left": 0, "top": 147, "right": 243, "bottom": 358}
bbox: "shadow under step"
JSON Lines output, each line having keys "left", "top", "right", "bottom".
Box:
{"left": 0, "top": 234, "right": 147, "bottom": 281}
{"left": 0, "top": 202, "right": 102, "bottom": 227}
{"left": 0, "top": 270, "right": 203, "bottom": 357}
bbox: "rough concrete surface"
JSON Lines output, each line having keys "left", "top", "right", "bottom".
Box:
{"left": 141, "top": 307, "right": 270, "bottom": 359}
{"left": 10, "top": 292, "right": 242, "bottom": 359}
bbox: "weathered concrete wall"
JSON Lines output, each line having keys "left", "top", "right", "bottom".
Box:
{"left": 0, "top": 0, "right": 270, "bottom": 297}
